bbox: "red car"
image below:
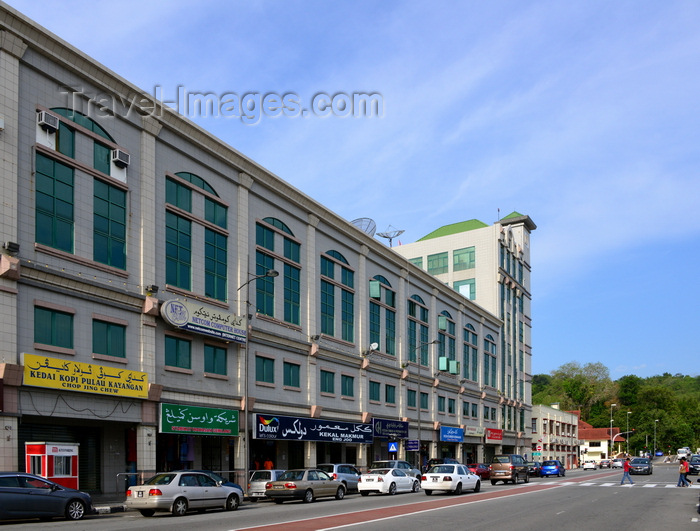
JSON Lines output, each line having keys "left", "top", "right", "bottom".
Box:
{"left": 467, "top": 463, "right": 491, "bottom": 480}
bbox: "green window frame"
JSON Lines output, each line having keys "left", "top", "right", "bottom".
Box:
{"left": 385, "top": 384, "right": 396, "bottom": 404}
{"left": 204, "top": 344, "right": 227, "bottom": 375}
{"left": 320, "top": 370, "right": 335, "bottom": 394}
{"left": 453, "top": 246, "right": 475, "bottom": 271}
{"left": 35, "top": 153, "right": 74, "bottom": 253}
{"left": 166, "top": 177, "right": 192, "bottom": 212}
{"left": 448, "top": 398, "right": 456, "bottom": 414}
{"left": 369, "top": 380, "right": 381, "bottom": 401}
{"left": 427, "top": 252, "right": 448, "bottom": 275}
{"left": 463, "top": 401, "right": 470, "bottom": 416}
{"left": 321, "top": 252, "right": 354, "bottom": 341}
{"left": 472, "top": 403, "right": 478, "bottom": 418}
{"left": 341, "top": 289, "right": 354, "bottom": 343}
{"left": 93, "top": 180, "right": 126, "bottom": 269}
{"left": 408, "top": 257, "right": 423, "bottom": 269}
{"left": 205, "top": 228, "right": 227, "bottom": 301}
{"left": 283, "top": 361, "right": 300, "bottom": 388}
{"left": 369, "top": 301, "right": 381, "bottom": 346}
{"left": 341, "top": 375, "right": 354, "bottom": 397}
{"left": 56, "top": 122, "right": 75, "bottom": 158}
{"left": 454, "top": 279, "right": 476, "bottom": 300}
{"left": 256, "top": 224, "right": 275, "bottom": 251}
{"left": 94, "top": 143, "right": 111, "bottom": 175}
{"left": 255, "top": 355, "right": 274, "bottom": 384}
{"left": 284, "top": 264, "right": 300, "bottom": 325}
{"left": 92, "top": 320, "right": 125, "bottom": 358}
{"left": 255, "top": 251, "right": 276, "bottom": 316}
{"left": 438, "top": 396, "right": 446, "bottom": 413}
{"left": 34, "top": 307, "right": 73, "bottom": 349}
{"left": 321, "top": 280, "right": 335, "bottom": 336}
{"left": 165, "top": 212, "right": 192, "bottom": 290}
{"left": 165, "top": 336, "right": 191, "bottom": 369}
{"left": 205, "top": 197, "right": 227, "bottom": 229}
{"left": 407, "top": 389, "right": 417, "bottom": 408}
{"left": 420, "top": 391, "right": 429, "bottom": 410}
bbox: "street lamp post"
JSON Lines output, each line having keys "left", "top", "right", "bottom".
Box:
{"left": 238, "top": 269, "right": 278, "bottom": 485}
{"left": 626, "top": 411, "right": 631, "bottom": 456}
{"left": 414, "top": 339, "right": 439, "bottom": 471}
{"left": 609, "top": 403, "right": 617, "bottom": 459}
{"left": 653, "top": 419, "right": 658, "bottom": 457}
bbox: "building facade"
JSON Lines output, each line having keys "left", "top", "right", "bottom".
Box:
{"left": 0, "top": 4, "right": 518, "bottom": 496}
{"left": 530, "top": 404, "right": 579, "bottom": 468}
{"left": 394, "top": 215, "right": 536, "bottom": 455}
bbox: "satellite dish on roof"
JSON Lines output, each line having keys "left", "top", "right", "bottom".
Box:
{"left": 351, "top": 217, "right": 377, "bottom": 237}
{"left": 376, "top": 225, "right": 405, "bottom": 247}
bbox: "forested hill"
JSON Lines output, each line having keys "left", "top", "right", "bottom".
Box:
{"left": 532, "top": 362, "right": 700, "bottom": 453}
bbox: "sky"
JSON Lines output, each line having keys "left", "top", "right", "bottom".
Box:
{"left": 5, "top": 0, "right": 699, "bottom": 379}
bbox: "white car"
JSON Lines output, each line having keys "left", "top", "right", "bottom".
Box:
{"left": 612, "top": 459, "right": 625, "bottom": 469}
{"left": 126, "top": 471, "right": 242, "bottom": 516}
{"left": 421, "top": 464, "right": 481, "bottom": 495}
{"left": 583, "top": 461, "right": 597, "bottom": 470}
{"left": 358, "top": 468, "right": 420, "bottom": 496}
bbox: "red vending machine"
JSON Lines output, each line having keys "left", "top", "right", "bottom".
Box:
{"left": 25, "top": 442, "right": 80, "bottom": 489}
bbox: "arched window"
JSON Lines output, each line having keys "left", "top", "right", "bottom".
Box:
{"left": 368, "top": 275, "right": 396, "bottom": 355}
{"left": 484, "top": 334, "right": 497, "bottom": 387}
{"left": 320, "top": 250, "right": 354, "bottom": 342}
{"left": 407, "top": 294, "right": 429, "bottom": 364}
{"left": 463, "top": 323, "right": 478, "bottom": 382}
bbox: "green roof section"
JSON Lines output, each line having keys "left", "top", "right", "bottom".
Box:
{"left": 418, "top": 219, "right": 489, "bottom": 241}
{"left": 500, "top": 211, "right": 523, "bottom": 220}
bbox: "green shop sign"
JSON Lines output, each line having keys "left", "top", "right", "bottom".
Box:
{"left": 160, "top": 403, "right": 239, "bottom": 436}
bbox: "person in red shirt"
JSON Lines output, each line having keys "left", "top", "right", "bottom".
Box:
{"left": 620, "top": 457, "right": 634, "bottom": 485}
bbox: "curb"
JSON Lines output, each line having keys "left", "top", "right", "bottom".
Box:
{"left": 95, "top": 505, "right": 127, "bottom": 514}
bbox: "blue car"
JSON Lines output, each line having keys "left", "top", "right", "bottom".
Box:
{"left": 540, "top": 460, "right": 566, "bottom": 477}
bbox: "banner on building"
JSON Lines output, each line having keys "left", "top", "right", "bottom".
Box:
{"left": 254, "top": 414, "right": 373, "bottom": 443}
{"left": 23, "top": 353, "right": 148, "bottom": 399}
{"left": 440, "top": 426, "right": 464, "bottom": 442}
{"left": 160, "top": 299, "right": 246, "bottom": 344}
{"left": 463, "top": 426, "right": 485, "bottom": 437}
{"left": 486, "top": 428, "right": 503, "bottom": 441}
{"left": 160, "top": 403, "right": 239, "bottom": 436}
{"left": 373, "top": 418, "right": 409, "bottom": 439}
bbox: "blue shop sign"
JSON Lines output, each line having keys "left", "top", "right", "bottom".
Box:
{"left": 373, "top": 418, "right": 409, "bottom": 439}
{"left": 440, "top": 426, "right": 464, "bottom": 442}
{"left": 254, "top": 414, "right": 373, "bottom": 443}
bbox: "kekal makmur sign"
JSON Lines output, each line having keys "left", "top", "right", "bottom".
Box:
{"left": 254, "top": 414, "right": 373, "bottom": 443}
{"left": 160, "top": 299, "right": 246, "bottom": 344}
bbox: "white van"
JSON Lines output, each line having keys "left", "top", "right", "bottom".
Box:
{"left": 677, "top": 447, "right": 691, "bottom": 459}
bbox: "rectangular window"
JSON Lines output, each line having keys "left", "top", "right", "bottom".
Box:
{"left": 284, "top": 239, "right": 300, "bottom": 262}
{"left": 407, "top": 389, "right": 417, "bottom": 408}
{"left": 341, "top": 290, "right": 354, "bottom": 342}
{"left": 385, "top": 384, "right": 396, "bottom": 404}
{"left": 408, "top": 257, "right": 423, "bottom": 269}
{"left": 320, "top": 280, "right": 335, "bottom": 335}
{"left": 35, "top": 307, "right": 73, "bottom": 348}
{"left": 448, "top": 398, "right": 456, "bottom": 414}
{"left": 53, "top": 455, "right": 72, "bottom": 477}
{"left": 35, "top": 154, "right": 74, "bottom": 253}
{"left": 283, "top": 361, "right": 300, "bottom": 387}
{"left": 320, "top": 256, "right": 334, "bottom": 278}
{"left": 204, "top": 228, "right": 227, "bottom": 301}
{"left": 256, "top": 223, "right": 274, "bottom": 251}
{"left": 454, "top": 279, "right": 476, "bottom": 300}
{"left": 484, "top": 406, "right": 490, "bottom": 420}
{"left": 420, "top": 391, "right": 428, "bottom": 410}
{"left": 453, "top": 246, "right": 475, "bottom": 271}
{"left": 438, "top": 396, "right": 446, "bottom": 413}
{"left": 407, "top": 320, "right": 417, "bottom": 362}
{"left": 341, "top": 375, "right": 354, "bottom": 397}
{"left": 472, "top": 403, "right": 478, "bottom": 418}
{"left": 205, "top": 198, "right": 227, "bottom": 229}
{"left": 93, "top": 180, "right": 126, "bottom": 269}
{"left": 255, "top": 252, "right": 275, "bottom": 316}
{"left": 165, "top": 212, "right": 192, "bottom": 290}
{"left": 204, "top": 344, "right": 227, "bottom": 375}
{"left": 369, "top": 301, "right": 381, "bottom": 346}
{"left": 463, "top": 401, "right": 470, "bottom": 416}
{"left": 320, "top": 370, "right": 335, "bottom": 394}
{"left": 94, "top": 143, "right": 111, "bottom": 175}
{"left": 427, "top": 252, "right": 448, "bottom": 275}
{"left": 255, "top": 355, "right": 274, "bottom": 384}
{"left": 56, "top": 122, "right": 74, "bottom": 157}
{"left": 92, "top": 320, "right": 125, "bottom": 358}
{"left": 385, "top": 309, "right": 396, "bottom": 355}
{"left": 369, "top": 380, "right": 380, "bottom": 401}
{"left": 284, "top": 264, "right": 300, "bottom": 325}
{"left": 166, "top": 177, "right": 192, "bottom": 212}
{"left": 165, "top": 336, "right": 191, "bottom": 369}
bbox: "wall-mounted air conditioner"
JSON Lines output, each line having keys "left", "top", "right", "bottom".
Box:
{"left": 112, "top": 149, "right": 130, "bottom": 168}
{"left": 37, "top": 111, "right": 59, "bottom": 133}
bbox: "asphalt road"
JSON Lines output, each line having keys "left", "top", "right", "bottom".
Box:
{"left": 1, "top": 462, "right": 698, "bottom": 530}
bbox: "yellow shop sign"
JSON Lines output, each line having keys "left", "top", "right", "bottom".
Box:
{"left": 23, "top": 353, "right": 148, "bottom": 399}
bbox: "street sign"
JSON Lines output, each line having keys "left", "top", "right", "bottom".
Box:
{"left": 537, "top": 445, "right": 542, "bottom": 451}
{"left": 406, "top": 440, "right": 419, "bottom": 451}
{"left": 532, "top": 452, "right": 542, "bottom": 456}
{"left": 388, "top": 442, "right": 398, "bottom": 453}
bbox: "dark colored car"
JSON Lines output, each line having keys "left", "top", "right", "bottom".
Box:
{"left": 467, "top": 463, "right": 491, "bottom": 480}
{"left": 540, "top": 460, "right": 566, "bottom": 477}
{"left": 629, "top": 457, "right": 653, "bottom": 475}
{"left": 424, "top": 457, "right": 460, "bottom": 473}
{"left": 0, "top": 472, "right": 96, "bottom": 521}
{"left": 526, "top": 461, "right": 542, "bottom": 477}
{"left": 688, "top": 455, "right": 700, "bottom": 475}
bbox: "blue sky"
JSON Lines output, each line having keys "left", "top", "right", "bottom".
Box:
{"left": 6, "top": 0, "right": 699, "bottom": 379}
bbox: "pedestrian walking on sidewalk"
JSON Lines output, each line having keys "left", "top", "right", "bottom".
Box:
{"left": 677, "top": 457, "right": 690, "bottom": 487}
{"left": 620, "top": 457, "right": 634, "bottom": 485}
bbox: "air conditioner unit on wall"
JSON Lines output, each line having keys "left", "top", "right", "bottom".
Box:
{"left": 112, "top": 148, "right": 130, "bottom": 168}
{"left": 37, "top": 111, "right": 59, "bottom": 133}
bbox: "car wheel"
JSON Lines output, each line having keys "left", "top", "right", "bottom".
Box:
{"left": 360, "top": 491, "right": 370, "bottom": 496}
{"left": 139, "top": 509, "right": 155, "bottom": 517}
{"left": 65, "top": 499, "right": 86, "bottom": 520}
{"left": 388, "top": 482, "right": 397, "bottom": 495}
{"left": 303, "top": 489, "right": 314, "bottom": 503}
{"left": 226, "top": 494, "right": 240, "bottom": 511}
{"left": 490, "top": 480, "right": 497, "bottom": 486}
{"left": 473, "top": 480, "right": 481, "bottom": 493}
{"left": 424, "top": 489, "right": 432, "bottom": 495}
{"left": 274, "top": 499, "right": 284, "bottom": 504}
{"left": 335, "top": 486, "right": 345, "bottom": 500}
{"left": 454, "top": 483, "right": 462, "bottom": 495}
{"left": 172, "top": 497, "right": 188, "bottom": 516}
{"left": 412, "top": 480, "right": 420, "bottom": 492}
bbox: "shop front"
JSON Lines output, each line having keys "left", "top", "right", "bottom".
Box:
{"left": 370, "top": 418, "right": 409, "bottom": 467}
{"left": 484, "top": 428, "right": 503, "bottom": 462}
{"left": 462, "top": 425, "right": 485, "bottom": 463}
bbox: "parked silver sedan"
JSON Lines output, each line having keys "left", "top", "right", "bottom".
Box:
{"left": 126, "top": 471, "right": 242, "bottom": 516}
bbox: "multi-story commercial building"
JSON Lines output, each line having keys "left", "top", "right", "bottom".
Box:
{"left": 530, "top": 404, "right": 579, "bottom": 468}
{"left": 0, "top": 4, "right": 510, "bottom": 496}
{"left": 394, "top": 214, "right": 536, "bottom": 455}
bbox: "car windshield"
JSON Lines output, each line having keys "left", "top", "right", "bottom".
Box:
{"left": 492, "top": 456, "right": 510, "bottom": 463}
{"left": 250, "top": 471, "right": 272, "bottom": 481}
{"left": 144, "top": 473, "right": 176, "bottom": 485}
{"left": 631, "top": 459, "right": 648, "bottom": 464}
{"left": 428, "top": 465, "right": 455, "bottom": 474}
{"left": 542, "top": 461, "right": 558, "bottom": 466}
{"left": 371, "top": 461, "right": 393, "bottom": 468}
{"left": 317, "top": 465, "right": 334, "bottom": 473}
{"left": 278, "top": 470, "right": 305, "bottom": 481}
{"left": 691, "top": 457, "right": 700, "bottom": 463}
{"left": 368, "top": 469, "right": 390, "bottom": 475}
